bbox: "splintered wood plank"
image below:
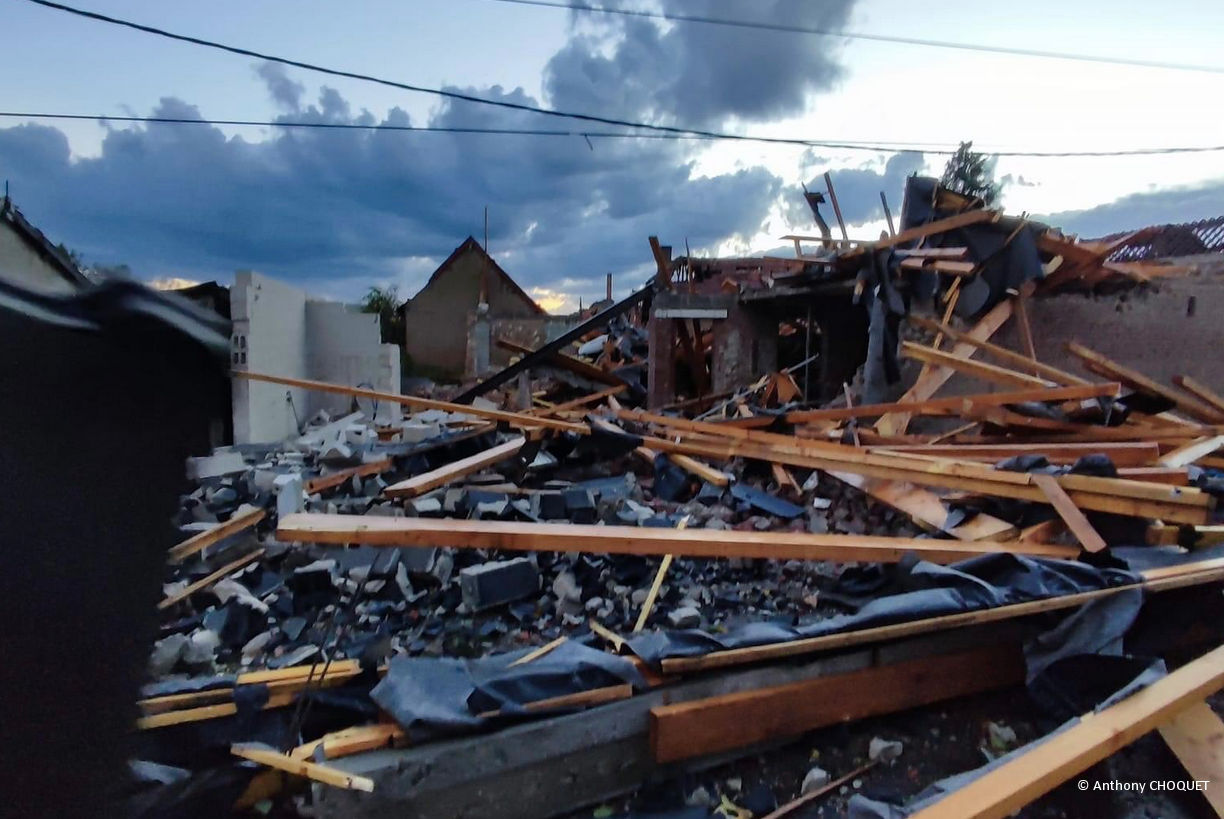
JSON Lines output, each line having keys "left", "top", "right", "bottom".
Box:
{"left": 787, "top": 383, "right": 1120, "bottom": 423}
{"left": 158, "top": 548, "right": 265, "bottom": 610}
{"left": 291, "top": 723, "right": 407, "bottom": 762}
{"left": 495, "top": 337, "right": 621, "bottom": 386}
{"left": 1012, "top": 286, "right": 1038, "bottom": 363}
{"left": 844, "top": 209, "right": 999, "bottom": 257}
{"left": 650, "top": 644, "right": 1024, "bottom": 763}
{"left": 1174, "top": 376, "right": 1224, "bottom": 416}
{"left": 876, "top": 298, "right": 1014, "bottom": 436}
{"left": 168, "top": 508, "right": 266, "bottom": 564}
{"left": 1032, "top": 474, "right": 1107, "bottom": 553}
{"left": 533, "top": 384, "right": 627, "bottom": 417}
{"left": 235, "top": 370, "right": 586, "bottom": 434}
{"left": 1147, "top": 525, "right": 1224, "bottom": 548}
{"left": 231, "top": 744, "right": 375, "bottom": 792}
{"left": 278, "top": 514, "right": 1079, "bottom": 563}
{"left": 908, "top": 315, "right": 1088, "bottom": 386}
{"left": 306, "top": 458, "right": 394, "bottom": 494}
{"left": 1159, "top": 435, "right": 1224, "bottom": 469}
{"left": 384, "top": 437, "right": 526, "bottom": 498}
{"left": 908, "top": 643, "right": 1224, "bottom": 819}
{"left": 829, "top": 471, "right": 1016, "bottom": 541}
{"left": 1158, "top": 701, "right": 1224, "bottom": 816}
{"left": 509, "top": 636, "right": 567, "bottom": 667}
{"left": 873, "top": 441, "right": 1159, "bottom": 467}
{"left": 1064, "top": 344, "right": 1224, "bottom": 424}
{"left": 901, "top": 342, "right": 1052, "bottom": 390}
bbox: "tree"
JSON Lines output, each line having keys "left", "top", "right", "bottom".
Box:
{"left": 360, "top": 285, "right": 404, "bottom": 346}
{"left": 940, "top": 141, "right": 1001, "bottom": 205}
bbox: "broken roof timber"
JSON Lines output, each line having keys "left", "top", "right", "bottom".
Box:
{"left": 277, "top": 514, "right": 1080, "bottom": 563}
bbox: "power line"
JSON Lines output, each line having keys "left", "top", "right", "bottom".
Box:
{"left": 14, "top": 0, "right": 885, "bottom": 148}
{"left": 480, "top": 0, "right": 1224, "bottom": 76}
{"left": 5, "top": 111, "right": 1224, "bottom": 158}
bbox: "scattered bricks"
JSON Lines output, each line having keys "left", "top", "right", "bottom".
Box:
{"left": 273, "top": 473, "right": 304, "bottom": 519}
{"left": 186, "top": 450, "right": 247, "bottom": 480}
{"left": 539, "top": 492, "right": 568, "bottom": 520}
{"left": 563, "top": 488, "right": 597, "bottom": 524}
{"left": 459, "top": 558, "right": 541, "bottom": 611}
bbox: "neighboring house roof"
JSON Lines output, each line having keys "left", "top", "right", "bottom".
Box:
{"left": 413, "top": 236, "right": 545, "bottom": 315}
{"left": 0, "top": 195, "right": 91, "bottom": 289}
{"left": 1093, "top": 215, "right": 1224, "bottom": 263}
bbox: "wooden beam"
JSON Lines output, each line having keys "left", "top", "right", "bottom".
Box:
{"left": 533, "top": 384, "right": 627, "bottom": 417}
{"left": 1064, "top": 343, "right": 1224, "bottom": 424}
{"left": 636, "top": 446, "right": 731, "bottom": 488}
{"left": 1011, "top": 287, "right": 1038, "bottom": 363}
{"left": 909, "top": 316, "right": 1089, "bottom": 386}
{"left": 496, "top": 337, "right": 621, "bottom": 386}
{"left": 306, "top": 458, "right": 394, "bottom": 494}
{"left": 829, "top": 471, "right": 1016, "bottom": 542}
{"left": 623, "top": 425, "right": 1212, "bottom": 524}
{"left": 661, "top": 557, "right": 1224, "bottom": 674}
{"left": 845, "top": 209, "right": 999, "bottom": 257}
{"left": 787, "top": 384, "right": 1120, "bottom": 424}
{"left": 824, "top": 171, "right": 849, "bottom": 241}
{"left": 876, "top": 298, "right": 1014, "bottom": 435}
{"left": 901, "top": 341, "right": 1052, "bottom": 390}
{"left": 159, "top": 548, "right": 265, "bottom": 610}
{"left": 908, "top": 643, "right": 1224, "bottom": 819}
{"left": 1031, "top": 474, "right": 1107, "bottom": 553}
{"left": 872, "top": 441, "right": 1159, "bottom": 467}
{"left": 235, "top": 370, "right": 586, "bottom": 434}
{"left": 1159, "top": 435, "right": 1224, "bottom": 468}
{"left": 291, "top": 723, "right": 407, "bottom": 762}
{"left": 763, "top": 761, "right": 878, "bottom": 819}
{"left": 1173, "top": 376, "right": 1224, "bottom": 416}
{"left": 278, "top": 514, "right": 1079, "bottom": 563}
{"left": 232, "top": 744, "right": 375, "bottom": 792}
{"left": 1147, "top": 524, "right": 1224, "bottom": 548}
{"left": 1158, "top": 701, "right": 1224, "bottom": 816}
{"left": 384, "top": 437, "right": 526, "bottom": 498}
{"left": 650, "top": 644, "right": 1024, "bottom": 763}
{"left": 168, "top": 507, "right": 265, "bottom": 564}
{"left": 899, "top": 258, "right": 978, "bottom": 276}
{"left": 509, "top": 636, "right": 568, "bottom": 667}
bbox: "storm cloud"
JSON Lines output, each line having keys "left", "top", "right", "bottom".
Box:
{"left": 1043, "top": 178, "right": 1224, "bottom": 238}
{"left": 545, "top": 0, "right": 855, "bottom": 127}
{"left": 0, "top": 78, "right": 780, "bottom": 301}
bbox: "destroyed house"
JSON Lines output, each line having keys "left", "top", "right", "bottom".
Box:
{"left": 403, "top": 236, "right": 545, "bottom": 379}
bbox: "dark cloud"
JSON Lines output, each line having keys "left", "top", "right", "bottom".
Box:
{"left": 255, "top": 63, "right": 305, "bottom": 112}
{"left": 0, "top": 74, "right": 780, "bottom": 301}
{"left": 1042, "top": 179, "right": 1224, "bottom": 238}
{"left": 544, "top": 0, "right": 855, "bottom": 127}
{"left": 781, "top": 150, "right": 925, "bottom": 231}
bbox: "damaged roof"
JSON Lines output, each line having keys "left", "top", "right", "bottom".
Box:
{"left": 1093, "top": 214, "right": 1224, "bottom": 262}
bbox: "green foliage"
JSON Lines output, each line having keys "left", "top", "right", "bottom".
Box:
{"left": 940, "top": 141, "right": 1001, "bottom": 205}
{"left": 361, "top": 285, "right": 405, "bottom": 346}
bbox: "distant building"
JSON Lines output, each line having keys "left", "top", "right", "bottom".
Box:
{"left": 403, "top": 236, "right": 546, "bottom": 379}
{"left": 0, "top": 195, "right": 90, "bottom": 294}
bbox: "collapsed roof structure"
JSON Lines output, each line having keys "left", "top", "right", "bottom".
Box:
{"left": 12, "top": 178, "right": 1224, "bottom": 819}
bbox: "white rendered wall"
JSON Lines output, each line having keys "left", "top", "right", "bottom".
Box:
{"left": 231, "top": 271, "right": 308, "bottom": 443}
{"left": 232, "top": 273, "right": 402, "bottom": 443}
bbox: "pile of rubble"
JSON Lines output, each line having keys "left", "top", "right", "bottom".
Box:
{"left": 136, "top": 181, "right": 1224, "bottom": 819}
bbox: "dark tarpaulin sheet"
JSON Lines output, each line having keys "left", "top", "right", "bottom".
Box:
{"left": 898, "top": 176, "right": 1045, "bottom": 317}
{"left": 626, "top": 554, "right": 1138, "bottom": 668}
{"left": 372, "top": 638, "right": 648, "bottom": 738}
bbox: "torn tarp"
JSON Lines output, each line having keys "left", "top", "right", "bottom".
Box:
{"left": 626, "top": 553, "right": 1138, "bottom": 668}
{"left": 372, "top": 638, "right": 648, "bottom": 739}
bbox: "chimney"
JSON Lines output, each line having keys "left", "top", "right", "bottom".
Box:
{"left": 606, "top": 273, "right": 613, "bottom": 302}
